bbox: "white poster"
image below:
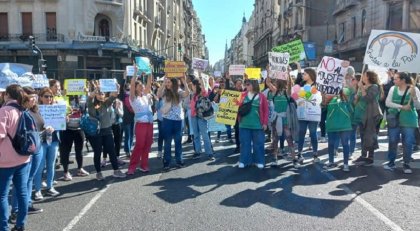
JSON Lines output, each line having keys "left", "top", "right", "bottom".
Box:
{"left": 214, "top": 71, "right": 222, "bottom": 77}
{"left": 39, "top": 104, "right": 67, "bottom": 131}
{"left": 364, "top": 30, "right": 420, "bottom": 73}
{"left": 192, "top": 58, "right": 209, "bottom": 71}
{"left": 126, "top": 65, "right": 135, "bottom": 76}
{"left": 268, "top": 52, "right": 290, "bottom": 80}
{"left": 229, "top": 65, "right": 245, "bottom": 76}
{"left": 99, "top": 79, "right": 118, "bottom": 92}
{"left": 316, "top": 56, "right": 348, "bottom": 95}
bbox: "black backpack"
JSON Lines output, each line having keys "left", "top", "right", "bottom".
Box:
{"left": 7, "top": 103, "right": 41, "bottom": 156}
{"left": 195, "top": 95, "right": 214, "bottom": 120}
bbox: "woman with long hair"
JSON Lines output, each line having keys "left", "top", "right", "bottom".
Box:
{"left": 87, "top": 82, "right": 126, "bottom": 180}
{"left": 157, "top": 76, "right": 190, "bottom": 171}
{"left": 127, "top": 70, "right": 154, "bottom": 174}
{"left": 33, "top": 87, "right": 61, "bottom": 200}
{"left": 0, "top": 84, "right": 31, "bottom": 231}
{"left": 237, "top": 80, "right": 269, "bottom": 169}
{"left": 352, "top": 70, "right": 383, "bottom": 166}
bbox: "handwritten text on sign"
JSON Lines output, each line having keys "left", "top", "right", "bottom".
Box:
{"left": 316, "top": 56, "right": 348, "bottom": 95}
{"left": 64, "top": 79, "right": 86, "bottom": 95}
{"left": 216, "top": 90, "right": 242, "bottom": 126}
{"left": 268, "top": 52, "right": 290, "bottom": 80}
{"left": 164, "top": 61, "right": 187, "bottom": 78}
{"left": 229, "top": 65, "right": 246, "bottom": 76}
{"left": 39, "top": 104, "right": 67, "bottom": 131}
{"left": 99, "top": 79, "right": 118, "bottom": 92}
{"left": 192, "top": 58, "right": 209, "bottom": 71}
{"left": 272, "top": 39, "right": 306, "bottom": 63}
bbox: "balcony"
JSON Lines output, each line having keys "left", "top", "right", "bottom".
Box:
{"left": 155, "top": 16, "right": 161, "bottom": 28}
{"left": 0, "top": 33, "right": 65, "bottom": 43}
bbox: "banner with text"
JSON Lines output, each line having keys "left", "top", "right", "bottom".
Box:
{"left": 272, "top": 39, "right": 306, "bottom": 63}
{"left": 229, "top": 65, "right": 246, "bottom": 76}
{"left": 64, "top": 79, "right": 86, "bottom": 95}
{"left": 164, "top": 61, "right": 187, "bottom": 78}
{"left": 135, "top": 57, "right": 152, "bottom": 75}
{"left": 316, "top": 56, "right": 348, "bottom": 95}
{"left": 39, "top": 104, "right": 67, "bottom": 130}
{"left": 192, "top": 58, "right": 209, "bottom": 71}
{"left": 364, "top": 30, "right": 420, "bottom": 73}
{"left": 245, "top": 68, "right": 261, "bottom": 80}
{"left": 99, "top": 79, "right": 118, "bottom": 92}
{"left": 0, "top": 63, "right": 49, "bottom": 90}
{"left": 126, "top": 65, "right": 135, "bottom": 76}
{"left": 214, "top": 71, "right": 222, "bottom": 77}
{"left": 216, "top": 90, "right": 242, "bottom": 126}
{"left": 268, "top": 52, "right": 290, "bottom": 80}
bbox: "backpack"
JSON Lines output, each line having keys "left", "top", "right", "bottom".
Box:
{"left": 80, "top": 110, "right": 100, "bottom": 136}
{"left": 195, "top": 95, "right": 214, "bottom": 120}
{"left": 6, "top": 103, "right": 41, "bottom": 156}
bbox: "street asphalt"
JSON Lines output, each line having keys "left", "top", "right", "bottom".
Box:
{"left": 15, "top": 128, "right": 420, "bottom": 231}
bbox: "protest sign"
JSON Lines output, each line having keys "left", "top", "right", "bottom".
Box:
{"left": 245, "top": 68, "right": 261, "bottom": 80}
{"left": 214, "top": 71, "right": 222, "bottom": 77}
{"left": 99, "top": 79, "right": 118, "bottom": 92}
{"left": 316, "top": 56, "right": 348, "bottom": 95}
{"left": 364, "top": 30, "right": 420, "bottom": 73}
{"left": 216, "top": 90, "right": 242, "bottom": 126}
{"left": 192, "top": 58, "right": 209, "bottom": 71}
{"left": 64, "top": 79, "right": 87, "bottom": 95}
{"left": 31, "top": 74, "right": 49, "bottom": 89}
{"left": 39, "top": 104, "right": 67, "bottom": 130}
{"left": 272, "top": 39, "right": 306, "bottom": 63}
{"left": 229, "top": 65, "right": 245, "bottom": 76}
{"left": 208, "top": 104, "right": 227, "bottom": 132}
{"left": 164, "top": 61, "right": 187, "bottom": 78}
{"left": 126, "top": 65, "right": 135, "bottom": 76}
{"left": 135, "top": 57, "right": 152, "bottom": 75}
{"left": 268, "top": 52, "right": 290, "bottom": 80}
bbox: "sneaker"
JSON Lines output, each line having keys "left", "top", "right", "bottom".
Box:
{"left": 46, "top": 188, "right": 60, "bottom": 197}
{"left": 238, "top": 162, "right": 245, "bottom": 168}
{"left": 53, "top": 180, "right": 57, "bottom": 185}
{"left": 323, "top": 162, "right": 337, "bottom": 169}
{"left": 313, "top": 155, "right": 320, "bottom": 163}
{"left": 96, "top": 172, "right": 104, "bottom": 181}
{"left": 363, "top": 158, "right": 374, "bottom": 167}
{"left": 41, "top": 181, "right": 47, "bottom": 188}
{"left": 298, "top": 155, "right": 305, "bottom": 165}
{"left": 139, "top": 167, "right": 150, "bottom": 173}
{"left": 256, "top": 164, "right": 264, "bottom": 169}
{"left": 34, "top": 191, "right": 43, "bottom": 201}
{"left": 192, "top": 153, "right": 201, "bottom": 159}
{"left": 353, "top": 156, "right": 367, "bottom": 165}
{"left": 343, "top": 164, "right": 350, "bottom": 172}
{"left": 383, "top": 163, "right": 396, "bottom": 171}
{"left": 208, "top": 155, "right": 216, "bottom": 161}
{"left": 319, "top": 137, "right": 327, "bottom": 143}
{"left": 60, "top": 172, "right": 72, "bottom": 181}
{"left": 163, "top": 166, "right": 170, "bottom": 172}
{"left": 175, "top": 163, "right": 185, "bottom": 168}
{"left": 112, "top": 170, "right": 126, "bottom": 178}
{"left": 28, "top": 205, "right": 43, "bottom": 214}
{"left": 8, "top": 212, "right": 17, "bottom": 224}
{"left": 157, "top": 151, "right": 163, "bottom": 159}
{"left": 215, "top": 138, "right": 220, "bottom": 143}
{"left": 403, "top": 164, "right": 412, "bottom": 174}
{"left": 101, "top": 159, "right": 108, "bottom": 168}
{"left": 11, "top": 226, "right": 25, "bottom": 231}
{"left": 117, "top": 159, "right": 126, "bottom": 166}
{"left": 77, "top": 168, "right": 90, "bottom": 177}
{"left": 293, "top": 159, "right": 300, "bottom": 168}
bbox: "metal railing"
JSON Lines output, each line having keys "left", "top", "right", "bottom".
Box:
{"left": 0, "top": 33, "right": 65, "bottom": 42}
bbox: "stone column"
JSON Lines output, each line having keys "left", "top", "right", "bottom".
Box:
{"left": 402, "top": 0, "right": 410, "bottom": 30}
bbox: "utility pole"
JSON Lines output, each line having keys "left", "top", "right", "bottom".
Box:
{"left": 29, "top": 35, "right": 47, "bottom": 74}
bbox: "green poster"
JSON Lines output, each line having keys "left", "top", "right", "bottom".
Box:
{"left": 272, "top": 39, "right": 306, "bottom": 63}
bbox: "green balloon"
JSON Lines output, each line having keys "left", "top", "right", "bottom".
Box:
{"left": 305, "top": 92, "right": 312, "bottom": 99}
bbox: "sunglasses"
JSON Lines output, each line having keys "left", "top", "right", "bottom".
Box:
{"left": 43, "top": 95, "right": 53, "bottom": 99}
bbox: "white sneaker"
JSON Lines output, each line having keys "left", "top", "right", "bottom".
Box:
{"left": 34, "top": 191, "right": 43, "bottom": 201}
{"left": 96, "top": 172, "right": 104, "bottom": 181}
{"left": 46, "top": 187, "right": 60, "bottom": 197}
{"left": 60, "top": 173, "right": 72, "bottom": 181}
{"left": 41, "top": 181, "right": 47, "bottom": 188}
{"left": 112, "top": 170, "right": 126, "bottom": 178}
{"left": 343, "top": 164, "right": 350, "bottom": 172}
{"left": 157, "top": 151, "right": 163, "bottom": 159}
{"left": 313, "top": 156, "right": 320, "bottom": 163}
{"left": 238, "top": 163, "right": 245, "bottom": 168}
{"left": 256, "top": 164, "right": 264, "bottom": 169}
{"left": 319, "top": 137, "right": 327, "bottom": 143}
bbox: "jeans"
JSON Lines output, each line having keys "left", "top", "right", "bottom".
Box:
{"left": 157, "top": 120, "right": 164, "bottom": 152}
{"left": 103, "top": 123, "right": 122, "bottom": 158}
{"left": 328, "top": 131, "right": 351, "bottom": 165}
{"left": 388, "top": 127, "right": 415, "bottom": 165}
{"left": 34, "top": 141, "right": 59, "bottom": 191}
{"left": 297, "top": 120, "right": 319, "bottom": 154}
{"left": 162, "top": 118, "right": 183, "bottom": 167}
{"left": 11, "top": 146, "right": 43, "bottom": 213}
{"left": 217, "top": 125, "right": 232, "bottom": 139}
{"left": 123, "top": 122, "right": 134, "bottom": 154}
{"left": 191, "top": 116, "right": 213, "bottom": 156}
{"left": 60, "top": 129, "right": 85, "bottom": 173}
{"left": 239, "top": 128, "right": 265, "bottom": 166}
{"left": 89, "top": 132, "right": 119, "bottom": 173}
{"left": 0, "top": 162, "right": 30, "bottom": 231}
{"left": 234, "top": 121, "right": 240, "bottom": 149}
{"left": 349, "top": 125, "right": 357, "bottom": 154}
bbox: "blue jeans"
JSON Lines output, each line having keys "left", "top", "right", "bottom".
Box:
{"left": 239, "top": 128, "right": 265, "bottom": 165}
{"left": 157, "top": 120, "right": 164, "bottom": 152}
{"left": 123, "top": 122, "right": 134, "bottom": 153}
{"left": 388, "top": 127, "right": 415, "bottom": 165}
{"left": 297, "top": 120, "right": 319, "bottom": 154}
{"left": 217, "top": 125, "right": 232, "bottom": 139}
{"left": 191, "top": 116, "right": 213, "bottom": 156}
{"left": 163, "top": 118, "right": 183, "bottom": 167}
{"left": 349, "top": 125, "right": 357, "bottom": 154}
{"left": 34, "top": 141, "right": 59, "bottom": 191}
{"left": 11, "top": 146, "right": 43, "bottom": 213}
{"left": 0, "top": 162, "right": 30, "bottom": 231}
{"left": 328, "top": 131, "right": 351, "bottom": 165}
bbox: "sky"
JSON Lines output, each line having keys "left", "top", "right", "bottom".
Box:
{"left": 192, "top": 0, "right": 255, "bottom": 66}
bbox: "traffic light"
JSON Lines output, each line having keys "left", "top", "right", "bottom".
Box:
{"left": 29, "top": 36, "right": 35, "bottom": 49}
{"left": 38, "top": 59, "right": 47, "bottom": 73}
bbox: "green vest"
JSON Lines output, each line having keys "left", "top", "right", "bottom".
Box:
{"left": 326, "top": 97, "right": 353, "bottom": 132}
{"left": 268, "top": 91, "right": 288, "bottom": 113}
{"left": 239, "top": 95, "right": 262, "bottom": 130}
{"left": 388, "top": 87, "right": 418, "bottom": 128}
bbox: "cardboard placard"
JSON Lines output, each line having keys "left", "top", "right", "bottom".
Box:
{"left": 215, "top": 90, "right": 242, "bottom": 126}
{"left": 135, "top": 57, "right": 152, "bottom": 75}
{"left": 229, "top": 65, "right": 246, "bottom": 76}
{"left": 99, "top": 79, "right": 118, "bottom": 92}
{"left": 164, "top": 61, "right": 187, "bottom": 78}
{"left": 245, "top": 68, "right": 261, "bottom": 80}
{"left": 64, "top": 79, "right": 86, "bottom": 95}
{"left": 316, "top": 56, "right": 348, "bottom": 95}
{"left": 272, "top": 39, "right": 306, "bottom": 63}
{"left": 192, "top": 58, "right": 209, "bottom": 71}
{"left": 268, "top": 52, "right": 290, "bottom": 80}
{"left": 39, "top": 104, "right": 67, "bottom": 130}
{"left": 126, "top": 66, "right": 135, "bottom": 76}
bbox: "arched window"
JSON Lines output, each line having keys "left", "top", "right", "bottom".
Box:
{"left": 361, "top": 10, "right": 366, "bottom": 36}
{"left": 99, "top": 19, "right": 110, "bottom": 37}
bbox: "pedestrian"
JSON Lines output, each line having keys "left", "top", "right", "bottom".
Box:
{"left": 352, "top": 71, "right": 383, "bottom": 166}
{"left": 122, "top": 83, "right": 135, "bottom": 158}
{"left": 232, "top": 78, "right": 244, "bottom": 153}
{"left": 384, "top": 72, "right": 420, "bottom": 173}
{"left": 237, "top": 79, "right": 269, "bottom": 169}
{"left": 127, "top": 72, "right": 154, "bottom": 174}
{"left": 157, "top": 76, "right": 190, "bottom": 171}
{"left": 0, "top": 85, "right": 31, "bottom": 231}
{"left": 86, "top": 82, "right": 126, "bottom": 180}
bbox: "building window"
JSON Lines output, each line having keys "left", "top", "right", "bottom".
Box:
{"left": 387, "top": 2, "right": 403, "bottom": 30}
{"left": 46, "top": 12, "right": 57, "bottom": 41}
{"left": 0, "top": 13, "right": 8, "bottom": 41}
{"left": 21, "top": 12, "right": 32, "bottom": 37}
{"left": 338, "top": 22, "right": 345, "bottom": 43}
{"left": 361, "top": 10, "right": 366, "bottom": 36}
{"left": 94, "top": 14, "right": 112, "bottom": 38}
{"left": 352, "top": 16, "right": 356, "bottom": 39}
{"left": 99, "top": 19, "right": 110, "bottom": 37}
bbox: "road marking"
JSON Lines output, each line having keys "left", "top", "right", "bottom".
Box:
{"left": 63, "top": 180, "right": 114, "bottom": 231}
{"left": 316, "top": 165, "right": 404, "bottom": 231}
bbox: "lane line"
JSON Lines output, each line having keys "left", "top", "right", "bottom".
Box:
{"left": 316, "top": 165, "right": 404, "bottom": 231}
{"left": 63, "top": 180, "right": 114, "bottom": 231}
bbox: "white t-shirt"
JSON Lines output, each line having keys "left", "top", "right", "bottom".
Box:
{"left": 129, "top": 94, "right": 153, "bottom": 123}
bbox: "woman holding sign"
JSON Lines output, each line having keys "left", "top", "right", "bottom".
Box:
{"left": 157, "top": 76, "right": 190, "bottom": 171}
{"left": 127, "top": 71, "right": 154, "bottom": 174}
{"left": 237, "top": 80, "right": 269, "bottom": 169}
